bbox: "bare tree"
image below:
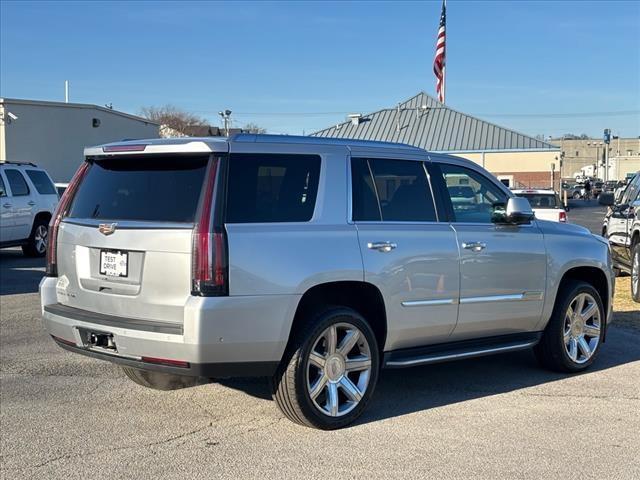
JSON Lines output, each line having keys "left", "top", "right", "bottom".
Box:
{"left": 242, "top": 122, "right": 267, "bottom": 134}
{"left": 140, "top": 105, "right": 207, "bottom": 136}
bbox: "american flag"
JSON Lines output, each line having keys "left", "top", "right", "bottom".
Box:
{"left": 433, "top": 0, "right": 446, "bottom": 103}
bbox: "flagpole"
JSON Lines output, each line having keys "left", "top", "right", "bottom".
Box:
{"left": 442, "top": 0, "right": 446, "bottom": 104}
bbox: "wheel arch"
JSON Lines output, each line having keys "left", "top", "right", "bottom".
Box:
{"left": 286, "top": 281, "right": 387, "bottom": 355}
{"left": 33, "top": 211, "right": 52, "bottom": 228}
{"left": 552, "top": 266, "right": 610, "bottom": 341}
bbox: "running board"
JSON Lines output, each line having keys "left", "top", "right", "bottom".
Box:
{"left": 383, "top": 332, "right": 542, "bottom": 368}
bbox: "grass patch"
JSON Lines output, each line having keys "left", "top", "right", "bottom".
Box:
{"left": 613, "top": 276, "right": 640, "bottom": 331}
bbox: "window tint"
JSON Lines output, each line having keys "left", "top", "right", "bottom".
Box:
{"left": 515, "top": 193, "right": 559, "bottom": 208}
{"left": 4, "top": 169, "right": 30, "bottom": 196}
{"left": 0, "top": 174, "right": 6, "bottom": 197}
{"left": 68, "top": 155, "right": 209, "bottom": 222}
{"left": 621, "top": 174, "right": 640, "bottom": 205}
{"left": 25, "top": 170, "right": 57, "bottom": 195}
{"left": 440, "top": 164, "right": 508, "bottom": 223}
{"left": 352, "top": 158, "right": 437, "bottom": 222}
{"left": 351, "top": 158, "right": 381, "bottom": 221}
{"left": 226, "top": 154, "right": 320, "bottom": 223}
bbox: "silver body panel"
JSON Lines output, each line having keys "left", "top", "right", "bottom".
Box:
{"left": 40, "top": 134, "right": 615, "bottom": 370}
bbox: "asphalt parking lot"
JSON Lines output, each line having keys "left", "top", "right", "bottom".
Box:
{"left": 1, "top": 202, "right": 639, "bottom": 479}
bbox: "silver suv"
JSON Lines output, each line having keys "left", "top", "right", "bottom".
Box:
{"left": 40, "top": 135, "right": 614, "bottom": 429}
{"left": 1, "top": 161, "right": 59, "bottom": 256}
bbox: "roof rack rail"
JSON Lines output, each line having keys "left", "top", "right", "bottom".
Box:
{"left": 0, "top": 160, "right": 38, "bottom": 167}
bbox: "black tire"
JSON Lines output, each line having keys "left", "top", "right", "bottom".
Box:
{"left": 122, "top": 366, "right": 205, "bottom": 391}
{"left": 631, "top": 243, "right": 640, "bottom": 303}
{"left": 535, "top": 280, "right": 605, "bottom": 373}
{"left": 22, "top": 218, "right": 49, "bottom": 257}
{"left": 271, "top": 307, "right": 379, "bottom": 430}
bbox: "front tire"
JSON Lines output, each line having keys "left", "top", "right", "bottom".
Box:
{"left": 535, "top": 280, "right": 604, "bottom": 373}
{"left": 272, "top": 307, "right": 379, "bottom": 430}
{"left": 631, "top": 243, "right": 640, "bottom": 302}
{"left": 22, "top": 219, "right": 48, "bottom": 257}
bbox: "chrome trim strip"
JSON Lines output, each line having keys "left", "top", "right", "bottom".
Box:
{"left": 385, "top": 341, "right": 538, "bottom": 367}
{"left": 63, "top": 218, "right": 194, "bottom": 230}
{"left": 460, "top": 291, "right": 543, "bottom": 304}
{"left": 402, "top": 298, "right": 457, "bottom": 307}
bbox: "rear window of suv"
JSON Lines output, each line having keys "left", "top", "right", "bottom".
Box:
{"left": 67, "top": 155, "right": 210, "bottom": 223}
{"left": 26, "top": 170, "right": 57, "bottom": 195}
{"left": 226, "top": 154, "right": 320, "bottom": 223}
{"left": 515, "top": 193, "right": 560, "bottom": 208}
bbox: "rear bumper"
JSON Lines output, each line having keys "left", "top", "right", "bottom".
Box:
{"left": 40, "top": 277, "right": 299, "bottom": 378}
{"left": 51, "top": 336, "right": 278, "bottom": 378}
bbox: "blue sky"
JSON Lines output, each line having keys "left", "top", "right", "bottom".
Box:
{"left": 1, "top": 0, "right": 639, "bottom": 138}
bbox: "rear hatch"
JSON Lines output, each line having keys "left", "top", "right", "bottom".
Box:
{"left": 54, "top": 154, "right": 210, "bottom": 324}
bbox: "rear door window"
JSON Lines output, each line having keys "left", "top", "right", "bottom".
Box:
{"left": 4, "top": 169, "right": 30, "bottom": 196}
{"left": 25, "top": 170, "right": 57, "bottom": 195}
{"left": 351, "top": 158, "right": 437, "bottom": 222}
{"left": 226, "top": 154, "right": 320, "bottom": 223}
{"left": 68, "top": 155, "right": 210, "bottom": 223}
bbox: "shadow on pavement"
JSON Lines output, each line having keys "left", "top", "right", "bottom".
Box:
{"left": 0, "top": 248, "right": 45, "bottom": 295}
{"left": 217, "top": 327, "right": 640, "bottom": 425}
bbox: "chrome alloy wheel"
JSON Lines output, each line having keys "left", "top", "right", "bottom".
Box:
{"left": 563, "top": 293, "right": 601, "bottom": 364}
{"left": 633, "top": 248, "right": 639, "bottom": 298}
{"left": 306, "top": 323, "right": 372, "bottom": 417}
{"left": 34, "top": 225, "right": 48, "bottom": 254}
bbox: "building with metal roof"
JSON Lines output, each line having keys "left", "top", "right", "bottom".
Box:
{"left": 313, "top": 92, "right": 561, "bottom": 189}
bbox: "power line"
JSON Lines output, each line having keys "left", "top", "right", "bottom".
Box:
{"left": 191, "top": 109, "right": 640, "bottom": 119}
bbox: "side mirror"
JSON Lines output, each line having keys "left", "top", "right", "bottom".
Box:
{"left": 492, "top": 197, "right": 535, "bottom": 225}
{"left": 598, "top": 192, "right": 615, "bottom": 207}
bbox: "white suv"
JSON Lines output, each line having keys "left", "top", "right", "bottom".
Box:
{"left": 0, "top": 161, "right": 59, "bottom": 256}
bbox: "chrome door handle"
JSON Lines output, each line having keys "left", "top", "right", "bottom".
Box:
{"left": 28, "top": 201, "right": 36, "bottom": 206}
{"left": 2, "top": 203, "right": 11, "bottom": 209}
{"left": 462, "top": 241, "right": 486, "bottom": 252}
{"left": 368, "top": 241, "right": 397, "bottom": 253}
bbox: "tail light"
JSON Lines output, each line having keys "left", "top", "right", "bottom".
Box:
{"left": 192, "top": 157, "right": 228, "bottom": 296}
{"left": 559, "top": 211, "right": 567, "bottom": 222}
{"left": 46, "top": 162, "right": 90, "bottom": 276}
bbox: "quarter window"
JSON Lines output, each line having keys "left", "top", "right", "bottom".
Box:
{"left": 25, "top": 170, "right": 57, "bottom": 195}
{"left": 4, "top": 169, "right": 30, "bottom": 196}
{"left": 0, "top": 174, "right": 6, "bottom": 197}
{"left": 439, "top": 164, "right": 508, "bottom": 223}
{"left": 351, "top": 158, "right": 437, "bottom": 222}
{"left": 226, "top": 154, "right": 320, "bottom": 223}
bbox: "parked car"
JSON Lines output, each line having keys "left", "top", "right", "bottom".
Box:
{"left": 565, "top": 183, "right": 585, "bottom": 200}
{"left": 604, "top": 180, "right": 621, "bottom": 193}
{"left": 0, "top": 161, "right": 59, "bottom": 256}
{"left": 55, "top": 182, "right": 69, "bottom": 198}
{"left": 512, "top": 189, "right": 567, "bottom": 223}
{"left": 600, "top": 171, "right": 640, "bottom": 302}
{"left": 40, "top": 135, "right": 614, "bottom": 429}
{"left": 593, "top": 181, "right": 604, "bottom": 198}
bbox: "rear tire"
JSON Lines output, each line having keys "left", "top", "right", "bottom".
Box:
{"left": 122, "top": 366, "right": 205, "bottom": 391}
{"left": 631, "top": 243, "right": 640, "bottom": 303}
{"left": 271, "top": 307, "right": 379, "bottom": 430}
{"left": 22, "top": 219, "right": 48, "bottom": 257}
{"left": 535, "top": 280, "right": 604, "bottom": 373}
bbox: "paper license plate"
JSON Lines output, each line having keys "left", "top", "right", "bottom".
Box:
{"left": 99, "top": 250, "right": 128, "bottom": 277}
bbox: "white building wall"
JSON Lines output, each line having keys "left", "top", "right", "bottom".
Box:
{"left": 1, "top": 99, "right": 159, "bottom": 181}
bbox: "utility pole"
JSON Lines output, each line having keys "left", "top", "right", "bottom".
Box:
{"left": 218, "top": 110, "right": 232, "bottom": 137}
{"left": 603, "top": 128, "right": 611, "bottom": 182}
{"left": 64, "top": 80, "right": 69, "bottom": 103}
